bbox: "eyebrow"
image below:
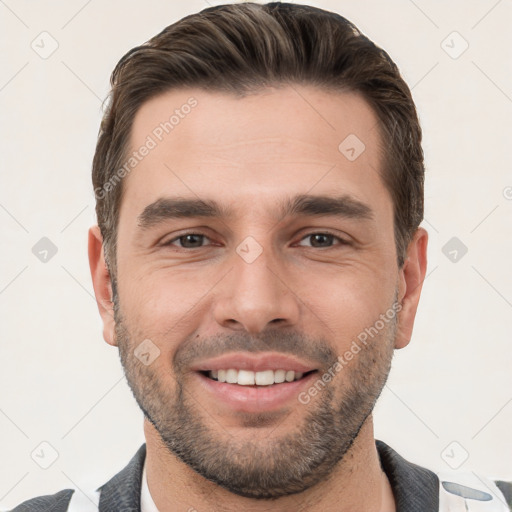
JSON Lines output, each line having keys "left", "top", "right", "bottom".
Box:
{"left": 136, "top": 193, "right": 374, "bottom": 230}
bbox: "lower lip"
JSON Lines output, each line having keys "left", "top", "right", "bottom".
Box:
{"left": 194, "top": 371, "right": 319, "bottom": 413}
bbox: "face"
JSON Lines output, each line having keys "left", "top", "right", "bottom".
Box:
{"left": 89, "top": 85, "right": 427, "bottom": 499}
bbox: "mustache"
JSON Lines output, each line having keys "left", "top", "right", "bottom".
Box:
{"left": 174, "top": 330, "right": 337, "bottom": 374}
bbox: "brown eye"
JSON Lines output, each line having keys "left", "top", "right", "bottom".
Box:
{"left": 309, "top": 234, "right": 334, "bottom": 247}
{"left": 163, "top": 233, "right": 210, "bottom": 249}
{"left": 297, "top": 232, "right": 349, "bottom": 248}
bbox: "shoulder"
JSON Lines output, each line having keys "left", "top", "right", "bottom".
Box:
{"left": 495, "top": 480, "right": 512, "bottom": 509}
{"left": 376, "top": 439, "right": 512, "bottom": 511}
{"left": 6, "top": 444, "right": 146, "bottom": 512}
{"left": 8, "top": 488, "right": 74, "bottom": 512}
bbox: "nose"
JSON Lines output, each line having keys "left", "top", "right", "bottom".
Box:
{"left": 212, "top": 242, "right": 301, "bottom": 334}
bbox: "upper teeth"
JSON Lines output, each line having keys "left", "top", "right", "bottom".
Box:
{"left": 209, "top": 369, "right": 304, "bottom": 385}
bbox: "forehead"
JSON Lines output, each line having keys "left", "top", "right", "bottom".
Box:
{"left": 120, "top": 85, "right": 389, "bottom": 223}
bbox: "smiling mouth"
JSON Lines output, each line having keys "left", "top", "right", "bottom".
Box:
{"left": 198, "top": 369, "right": 318, "bottom": 387}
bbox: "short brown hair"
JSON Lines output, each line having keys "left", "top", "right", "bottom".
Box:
{"left": 92, "top": 2, "right": 424, "bottom": 281}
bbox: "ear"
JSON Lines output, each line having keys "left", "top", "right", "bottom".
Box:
{"left": 88, "top": 225, "right": 117, "bottom": 346}
{"left": 394, "top": 227, "right": 428, "bottom": 349}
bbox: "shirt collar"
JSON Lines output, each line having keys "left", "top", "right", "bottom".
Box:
{"left": 140, "top": 455, "right": 160, "bottom": 512}
{"left": 98, "top": 440, "right": 440, "bottom": 512}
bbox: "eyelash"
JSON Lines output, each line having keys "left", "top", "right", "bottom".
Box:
{"left": 161, "top": 231, "right": 350, "bottom": 250}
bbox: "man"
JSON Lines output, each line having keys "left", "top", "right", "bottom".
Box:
{"left": 11, "top": 2, "right": 511, "bottom": 511}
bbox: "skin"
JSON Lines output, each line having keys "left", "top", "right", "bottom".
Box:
{"left": 89, "top": 85, "right": 428, "bottom": 511}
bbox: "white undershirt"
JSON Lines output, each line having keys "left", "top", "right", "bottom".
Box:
{"left": 140, "top": 458, "right": 160, "bottom": 512}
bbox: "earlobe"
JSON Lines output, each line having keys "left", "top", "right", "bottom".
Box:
{"left": 88, "top": 225, "right": 118, "bottom": 346}
{"left": 394, "top": 227, "right": 428, "bottom": 350}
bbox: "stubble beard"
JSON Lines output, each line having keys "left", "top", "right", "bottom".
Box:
{"left": 115, "top": 298, "right": 397, "bottom": 499}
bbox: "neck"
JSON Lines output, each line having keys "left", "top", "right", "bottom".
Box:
{"left": 143, "top": 415, "right": 396, "bottom": 512}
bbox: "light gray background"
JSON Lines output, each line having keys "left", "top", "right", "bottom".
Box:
{"left": 1, "top": 0, "right": 511, "bottom": 508}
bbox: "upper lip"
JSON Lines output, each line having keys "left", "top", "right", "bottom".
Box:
{"left": 190, "top": 352, "right": 318, "bottom": 373}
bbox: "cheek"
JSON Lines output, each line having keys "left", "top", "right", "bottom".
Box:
{"left": 118, "top": 270, "right": 213, "bottom": 348}
{"left": 299, "top": 269, "right": 395, "bottom": 343}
